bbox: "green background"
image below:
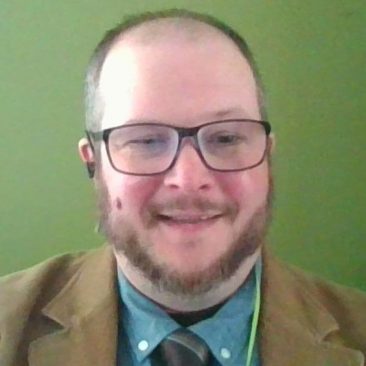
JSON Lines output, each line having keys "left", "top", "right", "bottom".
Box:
{"left": 0, "top": 1, "right": 365, "bottom": 291}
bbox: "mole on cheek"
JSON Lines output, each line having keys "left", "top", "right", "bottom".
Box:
{"left": 115, "top": 198, "right": 122, "bottom": 210}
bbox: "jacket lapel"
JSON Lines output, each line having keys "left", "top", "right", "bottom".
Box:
{"left": 28, "top": 247, "right": 119, "bottom": 366}
{"left": 260, "top": 250, "right": 364, "bottom": 366}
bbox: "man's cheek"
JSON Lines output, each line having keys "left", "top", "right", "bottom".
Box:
{"left": 116, "top": 177, "right": 162, "bottom": 213}
{"left": 216, "top": 174, "right": 251, "bottom": 200}
{"left": 219, "top": 172, "right": 268, "bottom": 206}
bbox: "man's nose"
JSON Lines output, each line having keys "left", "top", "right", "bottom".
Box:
{"left": 163, "top": 142, "right": 214, "bottom": 192}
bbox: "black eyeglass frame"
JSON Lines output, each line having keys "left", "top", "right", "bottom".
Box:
{"left": 87, "top": 119, "right": 272, "bottom": 176}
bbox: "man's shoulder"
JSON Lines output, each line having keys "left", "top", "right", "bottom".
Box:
{"left": 264, "top": 252, "right": 366, "bottom": 348}
{"left": 0, "top": 246, "right": 117, "bottom": 365}
{"left": 281, "top": 257, "right": 366, "bottom": 314}
{"left": 1, "top": 249, "right": 90, "bottom": 290}
{"left": 0, "top": 247, "right": 110, "bottom": 320}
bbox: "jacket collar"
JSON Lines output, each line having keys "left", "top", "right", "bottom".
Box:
{"left": 259, "top": 249, "right": 364, "bottom": 365}
{"left": 28, "top": 246, "right": 119, "bottom": 366}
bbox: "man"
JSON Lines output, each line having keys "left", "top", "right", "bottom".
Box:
{"left": 0, "top": 9, "right": 365, "bottom": 366}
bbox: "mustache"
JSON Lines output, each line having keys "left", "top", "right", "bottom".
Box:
{"left": 146, "top": 195, "right": 238, "bottom": 219}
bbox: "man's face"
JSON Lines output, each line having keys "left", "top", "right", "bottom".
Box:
{"left": 89, "top": 34, "right": 273, "bottom": 295}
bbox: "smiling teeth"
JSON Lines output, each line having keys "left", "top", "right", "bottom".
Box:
{"left": 160, "top": 214, "right": 218, "bottom": 221}
{"left": 171, "top": 217, "right": 210, "bottom": 223}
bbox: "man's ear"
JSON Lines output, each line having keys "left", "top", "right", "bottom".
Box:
{"left": 78, "top": 138, "right": 95, "bottom": 179}
{"left": 268, "top": 133, "right": 276, "bottom": 155}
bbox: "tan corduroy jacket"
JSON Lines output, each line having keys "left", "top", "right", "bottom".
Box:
{"left": 0, "top": 246, "right": 365, "bottom": 366}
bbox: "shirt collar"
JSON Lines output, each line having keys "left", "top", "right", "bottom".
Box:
{"left": 190, "top": 261, "right": 260, "bottom": 364}
{"left": 117, "top": 271, "right": 180, "bottom": 362}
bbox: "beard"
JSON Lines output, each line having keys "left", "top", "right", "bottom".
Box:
{"left": 96, "top": 172, "right": 273, "bottom": 296}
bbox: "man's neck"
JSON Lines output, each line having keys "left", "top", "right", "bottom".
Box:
{"left": 114, "top": 249, "right": 260, "bottom": 312}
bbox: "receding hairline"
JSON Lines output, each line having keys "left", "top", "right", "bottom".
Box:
{"left": 108, "top": 16, "right": 240, "bottom": 49}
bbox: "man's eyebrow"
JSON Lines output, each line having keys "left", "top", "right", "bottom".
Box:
{"left": 123, "top": 118, "right": 156, "bottom": 125}
{"left": 208, "top": 107, "right": 251, "bottom": 119}
{"left": 122, "top": 107, "right": 251, "bottom": 126}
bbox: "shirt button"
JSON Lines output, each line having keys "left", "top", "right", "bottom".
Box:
{"left": 138, "top": 340, "right": 149, "bottom": 352}
{"left": 220, "top": 347, "right": 231, "bottom": 359}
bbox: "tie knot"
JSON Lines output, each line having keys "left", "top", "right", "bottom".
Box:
{"left": 152, "top": 329, "right": 210, "bottom": 366}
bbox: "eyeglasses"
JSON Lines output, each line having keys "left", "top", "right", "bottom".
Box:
{"left": 87, "top": 119, "right": 271, "bottom": 176}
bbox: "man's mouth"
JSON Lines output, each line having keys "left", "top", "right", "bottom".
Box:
{"left": 156, "top": 213, "right": 222, "bottom": 224}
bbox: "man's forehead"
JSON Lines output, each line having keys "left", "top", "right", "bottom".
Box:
{"left": 100, "top": 18, "right": 252, "bottom": 88}
{"left": 97, "top": 18, "right": 260, "bottom": 129}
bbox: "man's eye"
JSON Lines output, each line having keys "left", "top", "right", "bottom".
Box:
{"left": 210, "top": 134, "right": 244, "bottom": 145}
{"left": 111, "top": 136, "right": 167, "bottom": 152}
{"left": 128, "top": 138, "right": 164, "bottom": 145}
{"left": 122, "top": 136, "right": 170, "bottom": 155}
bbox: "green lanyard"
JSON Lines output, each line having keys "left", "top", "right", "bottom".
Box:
{"left": 245, "top": 262, "right": 261, "bottom": 366}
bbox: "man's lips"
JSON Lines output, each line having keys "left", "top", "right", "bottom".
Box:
{"left": 156, "top": 212, "right": 223, "bottom": 224}
{"left": 148, "top": 197, "right": 236, "bottom": 225}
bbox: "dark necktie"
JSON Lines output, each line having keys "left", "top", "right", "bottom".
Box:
{"left": 151, "top": 329, "right": 211, "bottom": 366}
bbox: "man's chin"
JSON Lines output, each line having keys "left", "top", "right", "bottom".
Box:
{"left": 112, "top": 239, "right": 226, "bottom": 296}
